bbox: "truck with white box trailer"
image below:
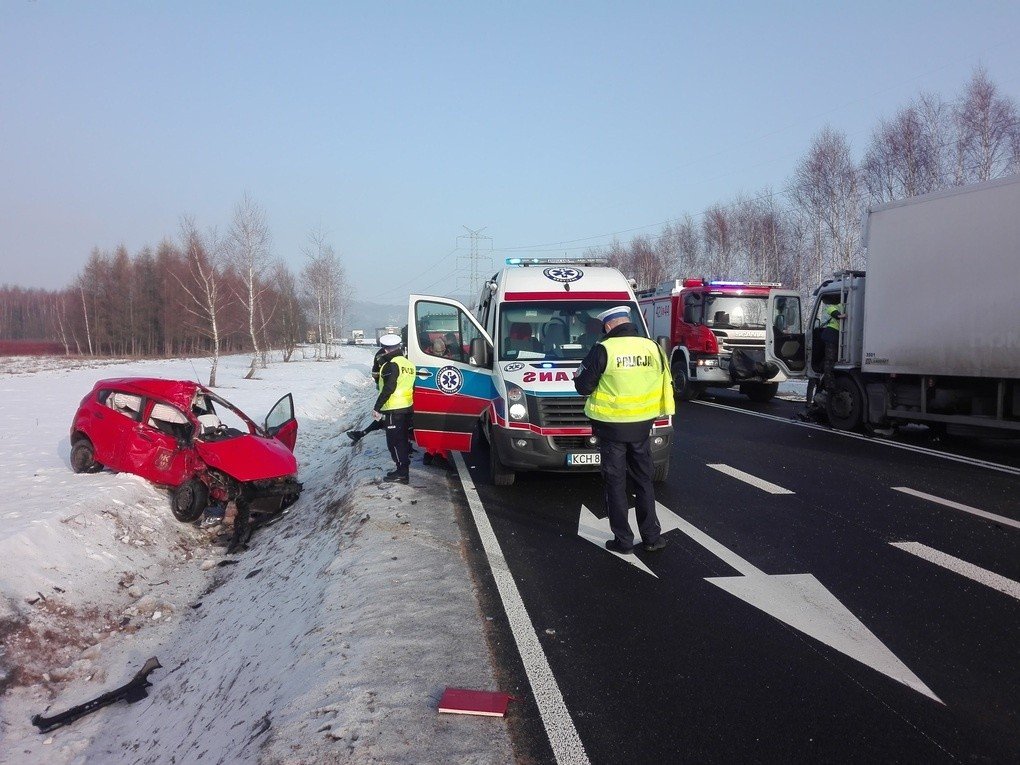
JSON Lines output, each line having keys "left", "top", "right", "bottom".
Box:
{"left": 765, "top": 174, "right": 1020, "bottom": 435}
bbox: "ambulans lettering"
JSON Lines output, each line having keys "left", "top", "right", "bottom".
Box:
{"left": 522, "top": 371, "right": 571, "bottom": 383}
{"left": 615, "top": 354, "right": 653, "bottom": 367}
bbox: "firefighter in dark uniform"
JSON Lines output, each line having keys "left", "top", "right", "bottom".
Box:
{"left": 574, "top": 306, "right": 675, "bottom": 554}
{"left": 372, "top": 333, "right": 416, "bottom": 483}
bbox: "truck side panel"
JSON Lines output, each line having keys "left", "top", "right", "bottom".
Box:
{"left": 862, "top": 175, "right": 1020, "bottom": 378}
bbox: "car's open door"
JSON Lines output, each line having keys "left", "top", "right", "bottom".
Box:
{"left": 407, "top": 294, "right": 494, "bottom": 455}
{"left": 265, "top": 393, "right": 298, "bottom": 452}
{"left": 765, "top": 290, "right": 807, "bottom": 378}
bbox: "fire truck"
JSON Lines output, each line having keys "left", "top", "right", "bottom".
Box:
{"left": 638, "top": 278, "right": 787, "bottom": 402}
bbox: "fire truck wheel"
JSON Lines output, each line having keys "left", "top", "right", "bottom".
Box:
{"left": 489, "top": 441, "right": 516, "bottom": 486}
{"left": 171, "top": 479, "right": 209, "bottom": 523}
{"left": 70, "top": 439, "right": 104, "bottom": 474}
{"left": 743, "top": 383, "right": 778, "bottom": 403}
{"left": 826, "top": 375, "right": 863, "bottom": 431}
{"left": 672, "top": 360, "right": 702, "bottom": 401}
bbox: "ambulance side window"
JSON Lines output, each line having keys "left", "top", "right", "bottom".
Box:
{"left": 415, "top": 300, "right": 484, "bottom": 364}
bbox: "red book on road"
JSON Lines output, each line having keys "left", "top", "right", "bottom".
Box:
{"left": 438, "top": 688, "right": 514, "bottom": 717}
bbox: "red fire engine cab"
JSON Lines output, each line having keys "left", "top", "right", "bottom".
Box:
{"left": 638, "top": 278, "right": 787, "bottom": 402}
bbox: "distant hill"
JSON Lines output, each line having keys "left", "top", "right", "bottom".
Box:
{"left": 343, "top": 295, "right": 473, "bottom": 337}
{"left": 344, "top": 300, "right": 405, "bottom": 336}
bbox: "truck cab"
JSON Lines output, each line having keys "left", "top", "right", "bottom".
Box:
{"left": 640, "top": 278, "right": 787, "bottom": 402}
{"left": 406, "top": 258, "right": 673, "bottom": 485}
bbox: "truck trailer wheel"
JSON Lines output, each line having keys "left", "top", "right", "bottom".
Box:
{"left": 826, "top": 375, "right": 863, "bottom": 431}
{"left": 742, "top": 382, "right": 778, "bottom": 403}
{"left": 672, "top": 360, "right": 702, "bottom": 401}
{"left": 488, "top": 441, "right": 516, "bottom": 486}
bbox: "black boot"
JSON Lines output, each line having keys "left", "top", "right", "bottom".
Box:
{"left": 347, "top": 430, "right": 364, "bottom": 443}
{"left": 384, "top": 469, "right": 409, "bottom": 484}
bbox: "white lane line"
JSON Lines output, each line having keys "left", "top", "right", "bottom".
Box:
{"left": 692, "top": 399, "right": 1020, "bottom": 477}
{"left": 892, "top": 487, "right": 1020, "bottom": 531}
{"left": 706, "top": 463, "right": 795, "bottom": 495}
{"left": 891, "top": 542, "right": 1020, "bottom": 601}
{"left": 452, "top": 452, "right": 590, "bottom": 765}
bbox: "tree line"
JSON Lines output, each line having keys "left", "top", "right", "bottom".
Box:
{"left": 0, "top": 195, "right": 351, "bottom": 385}
{"left": 593, "top": 67, "right": 1020, "bottom": 292}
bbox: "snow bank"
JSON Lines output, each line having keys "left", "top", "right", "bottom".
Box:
{"left": 0, "top": 350, "right": 513, "bottom": 764}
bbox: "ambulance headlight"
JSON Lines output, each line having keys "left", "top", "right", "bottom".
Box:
{"left": 509, "top": 403, "right": 527, "bottom": 420}
{"left": 506, "top": 386, "right": 523, "bottom": 402}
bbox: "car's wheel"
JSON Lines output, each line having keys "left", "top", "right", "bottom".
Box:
{"left": 743, "top": 382, "right": 779, "bottom": 403}
{"left": 653, "top": 454, "right": 670, "bottom": 483}
{"left": 171, "top": 479, "right": 209, "bottom": 523}
{"left": 672, "top": 359, "right": 702, "bottom": 401}
{"left": 489, "top": 440, "right": 515, "bottom": 486}
{"left": 826, "top": 375, "right": 863, "bottom": 431}
{"left": 70, "top": 439, "right": 103, "bottom": 474}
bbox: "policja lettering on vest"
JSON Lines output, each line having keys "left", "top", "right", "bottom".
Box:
{"left": 574, "top": 305, "right": 675, "bottom": 554}
{"left": 372, "top": 334, "right": 416, "bottom": 484}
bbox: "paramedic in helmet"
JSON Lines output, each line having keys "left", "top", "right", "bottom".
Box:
{"left": 574, "top": 306, "right": 675, "bottom": 554}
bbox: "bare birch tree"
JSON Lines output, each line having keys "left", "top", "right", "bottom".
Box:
{"left": 791, "top": 127, "right": 865, "bottom": 274}
{"left": 227, "top": 194, "right": 273, "bottom": 378}
{"left": 954, "top": 67, "right": 1019, "bottom": 183}
{"left": 174, "top": 216, "right": 226, "bottom": 386}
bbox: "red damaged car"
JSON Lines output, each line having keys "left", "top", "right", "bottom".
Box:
{"left": 69, "top": 378, "right": 302, "bottom": 522}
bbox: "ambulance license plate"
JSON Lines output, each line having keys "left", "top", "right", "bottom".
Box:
{"left": 567, "top": 452, "right": 600, "bottom": 466}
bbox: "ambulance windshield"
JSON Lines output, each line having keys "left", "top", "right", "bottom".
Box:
{"left": 498, "top": 302, "right": 645, "bottom": 361}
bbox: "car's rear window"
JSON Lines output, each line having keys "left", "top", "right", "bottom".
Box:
{"left": 99, "top": 389, "right": 143, "bottom": 421}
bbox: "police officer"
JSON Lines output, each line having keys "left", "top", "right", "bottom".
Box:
{"left": 574, "top": 306, "right": 675, "bottom": 554}
{"left": 372, "top": 333, "right": 416, "bottom": 483}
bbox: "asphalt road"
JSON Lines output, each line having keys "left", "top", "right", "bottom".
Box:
{"left": 455, "top": 390, "right": 1020, "bottom": 764}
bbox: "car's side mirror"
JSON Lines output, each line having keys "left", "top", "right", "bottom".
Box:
{"left": 657, "top": 336, "right": 672, "bottom": 358}
{"left": 469, "top": 337, "right": 492, "bottom": 368}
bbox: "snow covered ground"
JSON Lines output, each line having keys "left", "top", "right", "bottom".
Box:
{"left": 0, "top": 351, "right": 513, "bottom": 764}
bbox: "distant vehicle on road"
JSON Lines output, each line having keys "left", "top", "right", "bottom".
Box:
{"left": 351, "top": 329, "right": 367, "bottom": 345}
{"left": 765, "top": 174, "right": 1020, "bottom": 435}
{"left": 69, "top": 378, "right": 301, "bottom": 522}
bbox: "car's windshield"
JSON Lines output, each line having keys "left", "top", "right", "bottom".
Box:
{"left": 703, "top": 294, "right": 768, "bottom": 329}
{"left": 498, "top": 301, "right": 645, "bottom": 361}
{"left": 191, "top": 392, "right": 260, "bottom": 439}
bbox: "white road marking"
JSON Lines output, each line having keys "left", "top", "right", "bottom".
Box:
{"left": 692, "top": 399, "right": 1020, "bottom": 477}
{"left": 707, "top": 463, "right": 795, "bottom": 495}
{"left": 891, "top": 542, "right": 1020, "bottom": 601}
{"left": 892, "top": 487, "right": 1020, "bottom": 530}
{"left": 658, "top": 504, "right": 942, "bottom": 703}
{"left": 453, "top": 453, "right": 590, "bottom": 765}
{"left": 577, "top": 504, "right": 657, "bottom": 576}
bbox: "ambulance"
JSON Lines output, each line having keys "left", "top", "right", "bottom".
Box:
{"left": 406, "top": 258, "right": 674, "bottom": 485}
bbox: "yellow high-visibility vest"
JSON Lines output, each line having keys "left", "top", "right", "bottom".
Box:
{"left": 585, "top": 336, "right": 675, "bottom": 422}
{"left": 825, "top": 303, "right": 844, "bottom": 331}
{"left": 379, "top": 355, "right": 416, "bottom": 411}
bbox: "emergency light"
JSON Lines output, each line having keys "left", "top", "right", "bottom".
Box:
{"left": 505, "top": 257, "right": 610, "bottom": 267}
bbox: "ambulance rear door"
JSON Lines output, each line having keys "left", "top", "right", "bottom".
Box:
{"left": 407, "top": 295, "right": 495, "bottom": 454}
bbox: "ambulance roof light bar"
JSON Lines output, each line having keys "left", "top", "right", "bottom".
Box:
{"left": 505, "top": 256, "right": 610, "bottom": 267}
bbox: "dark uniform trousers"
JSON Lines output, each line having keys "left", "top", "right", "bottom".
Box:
{"left": 600, "top": 434, "right": 660, "bottom": 547}
{"left": 385, "top": 410, "right": 412, "bottom": 476}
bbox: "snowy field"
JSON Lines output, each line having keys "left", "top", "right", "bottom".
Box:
{"left": 0, "top": 351, "right": 512, "bottom": 764}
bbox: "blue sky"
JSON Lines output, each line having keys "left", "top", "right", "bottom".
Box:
{"left": 2, "top": 1, "right": 1018, "bottom": 302}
